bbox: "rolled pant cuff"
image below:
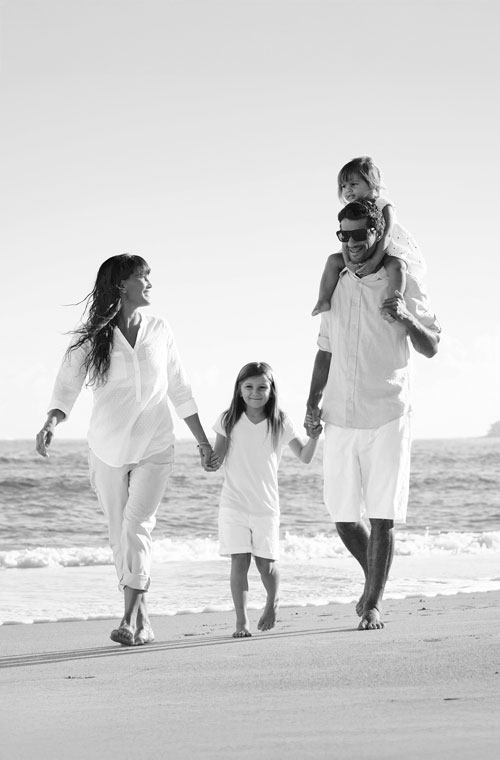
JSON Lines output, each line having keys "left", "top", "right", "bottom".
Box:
{"left": 120, "top": 573, "right": 151, "bottom": 592}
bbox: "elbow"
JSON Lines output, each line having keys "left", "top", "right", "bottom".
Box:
{"left": 428, "top": 333, "right": 440, "bottom": 358}
{"left": 422, "top": 338, "right": 439, "bottom": 358}
{"left": 428, "top": 343, "right": 439, "bottom": 358}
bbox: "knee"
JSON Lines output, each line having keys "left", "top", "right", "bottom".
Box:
{"left": 231, "top": 553, "right": 251, "bottom": 570}
{"left": 255, "top": 557, "right": 276, "bottom": 576}
{"left": 369, "top": 518, "right": 394, "bottom": 533}
{"left": 335, "top": 521, "right": 360, "bottom": 536}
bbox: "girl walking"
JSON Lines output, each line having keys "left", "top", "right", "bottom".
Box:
{"left": 212, "top": 362, "right": 321, "bottom": 637}
{"left": 36, "top": 254, "right": 217, "bottom": 646}
{"left": 312, "top": 155, "right": 426, "bottom": 316}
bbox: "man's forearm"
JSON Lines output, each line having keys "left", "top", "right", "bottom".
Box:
{"left": 403, "top": 316, "right": 440, "bottom": 358}
{"left": 307, "top": 350, "right": 332, "bottom": 410}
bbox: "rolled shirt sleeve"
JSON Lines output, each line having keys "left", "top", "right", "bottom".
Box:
{"left": 404, "top": 275, "right": 441, "bottom": 333}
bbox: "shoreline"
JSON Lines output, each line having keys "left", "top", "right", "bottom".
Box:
{"left": 2, "top": 563, "right": 500, "bottom": 626}
{"left": 2, "top": 590, "right": 500, "bottom": 758}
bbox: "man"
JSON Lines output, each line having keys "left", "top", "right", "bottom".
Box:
{"left": 306, "top": 199, "right": 440, "bottom": 630}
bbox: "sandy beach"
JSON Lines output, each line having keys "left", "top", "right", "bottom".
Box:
{"left": 1, "top": 591, "right": 499, "bottom": 759}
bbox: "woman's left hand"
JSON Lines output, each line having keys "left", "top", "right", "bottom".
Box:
{"left": 198, "top": 443, "right": 219, "bottom": 472}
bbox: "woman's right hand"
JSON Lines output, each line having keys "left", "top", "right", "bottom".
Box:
{"left": 36, "top": 424, "right": 55, "bottom": 457}
{"left": 35, "top": 410, "right": 66, "bottom": 458}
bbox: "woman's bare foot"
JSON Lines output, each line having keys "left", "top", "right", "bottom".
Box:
{"left": 257, "top": 600, "right": 278, "bottom": 631}
{"left": 232, "top": 621, "right": 252, "bottom": 638}
{"left": 134, "top": 596, "right": 154, "bottom": 644}
{"left": 358, "top": 608, "right": 384, "bottom": 630}
{"left": 312, "top": 300, "right": 331, "bottom": 317}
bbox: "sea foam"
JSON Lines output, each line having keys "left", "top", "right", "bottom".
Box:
{"left": 1, "top": 530, "right": 499, "bottom": 570}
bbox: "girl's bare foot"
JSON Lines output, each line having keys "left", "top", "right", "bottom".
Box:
{"left": 232, "top": 621, "right": 252, "bottom": 638}
{"left": 312, "top": 300, "right": 331, "bottom": 316}
{"left": 135, "top": 621, "right": 155, "bottom": 645}
{"left": 257, "top": 600, "right": 278, "bottom": 631}
{"left": 110, "top": 621, "right": 135, "bottom": 646}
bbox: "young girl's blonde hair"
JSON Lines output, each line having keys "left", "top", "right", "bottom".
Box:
{"left": 337, "top": 156, "right": 384, "bottom": 202}
{"left": 221, "top": 362, "right": 285, "bottom": 451}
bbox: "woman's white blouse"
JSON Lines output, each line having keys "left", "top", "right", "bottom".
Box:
{"left": 48, "top": 314, "right": 198, "bottom": 466}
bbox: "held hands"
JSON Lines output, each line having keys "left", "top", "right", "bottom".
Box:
{"left": 380, "top": 290, "right": 412, "bottom": 324}
{"left": 198, "top": 443, "right": 220, "bottom": 472}
{"left": 304, "top": 407, "right": 323, "bottom": 438}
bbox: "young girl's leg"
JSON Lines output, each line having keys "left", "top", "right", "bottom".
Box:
{"left": 385, "top": 256, "right": 407, "bottom": 297}
{"left": 230, "top": 553, "right": 252, "bottom": 637}
{"left": 254, "top": 556, "right": 280, "bottom": 631}
{"left": 381, "top": 256, "right": 407, "bottom": 321}
{"left": 312, "top": 253, "right": 344, "bottom": 316}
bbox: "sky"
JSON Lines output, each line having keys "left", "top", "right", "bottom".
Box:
{"left": 2, "top": 0, "right": 499, "bottom": 442}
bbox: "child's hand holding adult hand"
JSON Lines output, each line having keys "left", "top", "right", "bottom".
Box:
{"left": 198, "top": 443, "right": 219, "bottom": 472}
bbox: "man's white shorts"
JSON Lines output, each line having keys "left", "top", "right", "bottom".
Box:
{"left": 218, "top": 508, "right": 280, "bottom": 560}
{"left": 323, "top": 415, "right": 412, "bottom": 523}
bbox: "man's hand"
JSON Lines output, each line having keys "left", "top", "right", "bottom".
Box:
{"left": 304, "top": 407, "right": 322, "bottom": 437}
{"left": 380, "top": 290, "right": 411, "bottom": 323}
{"left": 381, "top": 290, "right": 440, "bottom": 357}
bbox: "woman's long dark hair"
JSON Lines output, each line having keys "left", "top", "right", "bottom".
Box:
{"left": 221, "top": 362, "right": 285, "bottom": 451}
{"left": 67, "top": 254, "right": 150, "bottom": 386}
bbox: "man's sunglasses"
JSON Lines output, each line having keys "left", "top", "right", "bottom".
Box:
{"left": 336, "top": 228, "right": 374, "bottom": 243}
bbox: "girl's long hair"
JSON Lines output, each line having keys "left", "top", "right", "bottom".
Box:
{"left": 221, "top": 362, "right": 285, "bottom": 451}
{"left": 67, "top": 254, "right": 150, "bottom": 386}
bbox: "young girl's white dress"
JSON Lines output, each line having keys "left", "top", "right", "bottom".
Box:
{"left": 375, "top": 196, "right": 426, "bottom": 282}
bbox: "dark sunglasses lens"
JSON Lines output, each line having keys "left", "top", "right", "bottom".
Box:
{"left": 337, "top": 229, "right": 369, "bottom": 243}
{"left": 336, "top": 229, "right": 369, "bottom": 243}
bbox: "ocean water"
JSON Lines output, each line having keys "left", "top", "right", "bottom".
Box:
{"left": 1, "top": 437, "right": 499, "bottom": 625}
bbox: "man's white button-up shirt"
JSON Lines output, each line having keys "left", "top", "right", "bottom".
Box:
{"left": 317, "top": 268, "right": 440, "bottom": 429}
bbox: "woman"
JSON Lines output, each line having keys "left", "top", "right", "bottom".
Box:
{"left": 36, "top": 254, "right": 217, "bottom": 646}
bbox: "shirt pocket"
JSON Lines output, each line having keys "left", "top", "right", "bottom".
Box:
{"left": 107, "top": 350, "right": 127, "bottom": 382}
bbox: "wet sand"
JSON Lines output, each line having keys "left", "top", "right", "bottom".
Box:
{"left": 1, "top": 591, "right": 499, "bottom": 759}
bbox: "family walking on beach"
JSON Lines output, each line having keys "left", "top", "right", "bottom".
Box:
{"left": 36, "top": 156, "right": 440, "bottom": 644}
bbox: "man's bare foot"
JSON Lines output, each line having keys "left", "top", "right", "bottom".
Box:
{"left": 358, "top": 608, "right": 384, "bottom": 630}
{"left": 355, "top": 592, "right": 365, "bottom": 617}
{"left": 257, "top": 600, "right": 278, "bottom": 631}
{"left": 312, "top": 300, "right": 331, "bottom": 317}
{"left": 232, "top": 621, "right": 252, "bottom": 638}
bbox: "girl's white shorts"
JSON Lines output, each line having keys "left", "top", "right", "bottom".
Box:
{"left": 323, "top": 414, "right": 412, "bottom": 523}
{"left": 218, "top": 508, "right": 280, "bottom": 560}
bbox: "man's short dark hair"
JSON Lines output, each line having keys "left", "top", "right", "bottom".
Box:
{"left": 338, "top": 200, "right": 385, "bottom": 236}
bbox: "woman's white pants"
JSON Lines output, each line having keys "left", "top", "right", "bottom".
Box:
{"left": 89, "top": 447, "right": 174, "bottom": 591}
